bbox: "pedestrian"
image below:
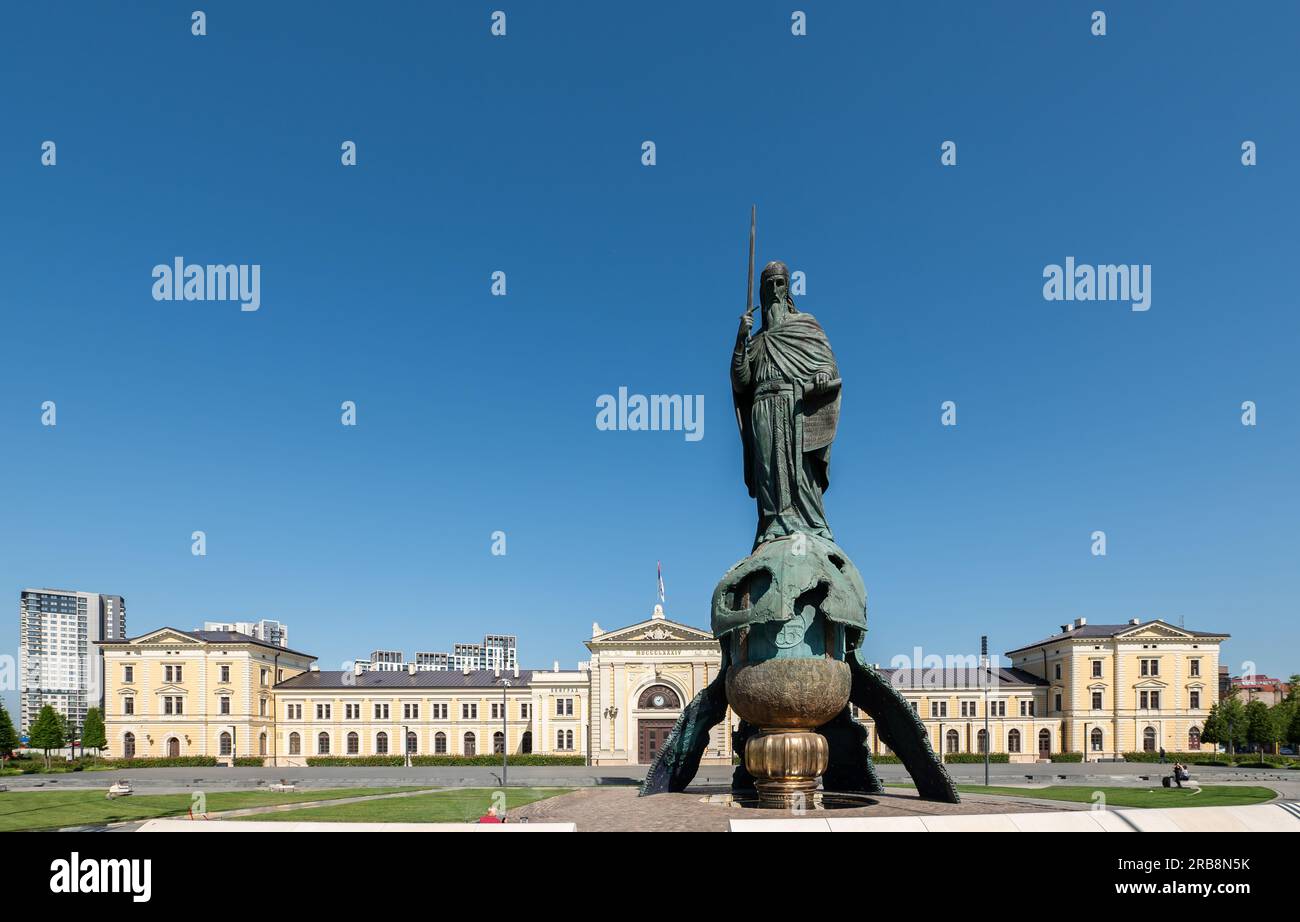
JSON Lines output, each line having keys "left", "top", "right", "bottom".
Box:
{"left": 1159, "top": 746, "right": 1166, "bottom": 764}
{"left": 477, "top": 804, "right": 504, "bottom": 824}
{"left": 1171, "top": 762, "right": 1183, "bottom": 788}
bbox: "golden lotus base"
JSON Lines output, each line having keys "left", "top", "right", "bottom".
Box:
{"left": 744, "top": 728, "right": 829, "bottom": 808}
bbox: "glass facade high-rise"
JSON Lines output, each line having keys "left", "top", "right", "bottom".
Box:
{"left": 19, "top": 589, "right": 126, "bottom": 733}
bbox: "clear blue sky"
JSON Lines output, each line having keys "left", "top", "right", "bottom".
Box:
{"left": 3, "top": 2, "right": 1298, "bottom": 720}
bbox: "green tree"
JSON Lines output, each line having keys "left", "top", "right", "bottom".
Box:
{"left": 0, "top": 702, "right": 18, "bottom": 768}
{"left": 81, "top": 707, "right": 106, "bottom": 756}
{"left": 1200, "top": 701, "right": 1225, "bottom": 749}
{"left": 1288, "top": 707, "right": 1300, "bottom": 751}
{"left": 28, "top": 705, "right": 67, "bottom": 769}
{"left": 1244, "top": 699, "right": 1274, "bottom": 764}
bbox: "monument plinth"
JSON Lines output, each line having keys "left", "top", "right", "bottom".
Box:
{"left": 641, "top": 211, "right": 959, "bottom": 806}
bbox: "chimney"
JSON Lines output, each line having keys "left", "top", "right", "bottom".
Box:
{"left": 494, "top": 666, "right": 500, "bottom": 678}
{"left": 1060, "top": 624, "right": 1071, "bottom": 634}
{"left": 512, "top": 664, "right": 519, "bottom": 678}
{"left": 1129, "top": 618, "right": 1140, "bottom": 625}
{"left": 553, "top": 660, "right": 560, "bottom": 673}
{"left": 462, "top": 663, "right": 470, "bottom": 676}
{"left": 407, "top": 663, "right": 416, "bottom": 676}
{"left": 1074, "top": 617, "right": 1087, "bottom": 628}
{"left": 353, "top": 661, "right": 364, "bottom": 677}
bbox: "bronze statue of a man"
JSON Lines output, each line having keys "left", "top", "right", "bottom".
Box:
{"left": 731, "top": 261, "right": 842, "bottom": 549}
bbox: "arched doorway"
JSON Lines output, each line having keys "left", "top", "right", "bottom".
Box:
{"left": 258, "top": 733, "right": 267, "bottom": 756}
{"left": 289, "top": 732, "right": 301, "bottom": 755}
{"left": 946, "top": 729, "right": 959, "bottom": 754}
{"left": 1037, "top": 728, "right": 1051, "bottom": 758}
{"left": 1090, "top": 727, "right": 1103, "bottom": 752}
{"left": 317, "top": 732, "right": 330, "bottom": 755}
{"left": 464, "top": 732, "right": 476, "bottom": 756}
{"left": 1008, "top": 729, "right": 1021, "bottom": 753}
{"left": 1188, "top": 726, "right": 1201, "bottom": 750}
{"left": 123, "top": 732, "right": 136, "bottom": 759}
{"left": 521, "top": 731, "right": 532, "bottom": 754}
{"left": 434, "top": 732, "right": 447, "bottom": 754}
{"left": 977, "top": 728, "right": 988, "bottom": 754}
{"left": 219, "top": 732, "right": 232, "bottom": 756}
{"left": 636, "top": 683, "right": 683, "bottom": 765}
{"left": 376, "top": 732, "right": 389, "bottom": 755}
{"left": 1143, "top": 726, "right": 1157, "bottom": 752}
{"left": 167, "top": 737, "right": 180, "bottom": 758}
{"left": 347, "top": 732, "right": 359, "bottom": 754}
{"left": 493, "top": 731, "right": 505, "bottom": 755}
{"left": 406, "top": 731, "right": 417, "bottom": 755}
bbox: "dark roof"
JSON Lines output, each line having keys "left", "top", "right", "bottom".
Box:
{"left": 878, "top": 666, "right": 1048, "bottom": 689}
{"left": 1005, "top": 620, "right": 1229, "bottom": 655}
{"left": 276, "top": 669, "right": 535, "bottom": 690}
{"left": 99, "top": 626, "right": 315, "bottom": 660}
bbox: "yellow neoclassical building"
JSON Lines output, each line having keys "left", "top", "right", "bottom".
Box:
{"left": 97, "top": 627, "right": 315, "bottom": 761}
{"left": 98, "top": 615, "right": 1227, "bottom": 766}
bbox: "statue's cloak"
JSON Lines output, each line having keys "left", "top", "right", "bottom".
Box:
{"left": 733, "top": 312, "right": 840, "bottom": 498}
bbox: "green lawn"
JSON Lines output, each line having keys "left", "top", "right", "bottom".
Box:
{"left": 955, "top": 784, "right": 1277, "bottom": 809}
{"left": 229, "top": 787, "right": 570, "bottom": 823}
{"left": 0, "top": 787, "right": 431, "bottom": 832}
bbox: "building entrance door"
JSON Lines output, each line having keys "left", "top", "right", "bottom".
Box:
{"left": 638, "top": 719, "right": 676, "bottom": 764}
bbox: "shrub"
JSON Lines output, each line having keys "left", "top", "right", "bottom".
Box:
{"left": 304, "top": 754, "right": 587, "bottom": 767}
{"left": 1049, "top": 752, "right": 1084, "bottom": 762}
{"left": 100, "top": 756, "right": 219, "bottom": 768}
{"left": 943, "top": 753, "right": 1010, "bottom": 763}
{"left": 233, "top": 757, "right": 265, "bottom": 767}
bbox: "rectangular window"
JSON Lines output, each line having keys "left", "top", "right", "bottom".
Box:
{"left": 124, "top": 697, "right": 134, "bottom": 715}
{"left": 1140, "top": 691, "right": 1149, "bottom": 709}
{"left": 556, "top": 698, "right": 573, "bottom": 716}
{"left": 1141, "top": 659, "right": 1159, "bottom": 677}
{"left": 1190, "top": 660, "right": 1201, "bottom": 677}
{"left": 519, "top": 702, "right": 530, "bottom": 719}
{"left": 345, "top": 703, "right": 359, "bottom": 720}
{"left": 287, "top": 703, "right": 301, "bottom": 720}
{"left": 374, "top": 703, "right": 389, "bottom": 720}
{"left": 220, "top": 665, "right": 230, "bottom": 683}
{"left": 1190, "top": 690, "right": 1201, "bottom": 709}
{"left": 404, "top": 703, "right": 418, "bottom": 720}
{"left": 1092, "top": 691, "right": 1103, "bottom": 710}
{"left": 1054, "top": 692, "right": 1062, "bottom": 712}
{"left": 462, "top": 703, "right": 478, "bottom": 720}
{"left": 261, "top": 668, "right": 269, "bottom": 685}
{"left": 1020, "top": 700, "right": 1035, "bottom": 717}
{"left": 164, "top": 697, "right": 173, "bottom": 715}
{"left": 259, "top": 698, "right": 267, "bottom": 717}
{"left": 1150, "top": 691, "right": 1160, "bottom": 709}
{"left": 220, "top": 696, "right": 231, "bottom": 715}
{"left": 123, "top": 665, "right": 134, "bottom": 683}
{"left": 1054, "top": 663, "right": 1061, "bottom": 680}
{"left": 491, "top": 703, "right": 503, "bottom": 719}
{"left": 316, "top": 703, "right": 331, "bottom": 720}
{"left": 1091, "top": 660, "right": 1102, "bottom": 679}
{"left": 930, "top": 701, "right": 947, "bottom": 718}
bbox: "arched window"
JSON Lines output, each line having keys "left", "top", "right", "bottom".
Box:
{"left": 406, "top": 731, "right": 417, "bottom": 755}
{"left": 637, "top": 684, "right": 682, "bottom": 709}
{"left": 347, "top": 732, "right": 359, "bottom": 755}
{"left": 1143, "top": 726, "right": 1157, "bottom": 752}
{"left": 376, "top": 732, "right": 389, "bottom": 755}
{"left": 464, "top": 732, "right": 476, "bottom": 756}
{"left": 167, "top": 737, "right": 180, "bottom": 758}
{"left": 258, "top": 733, "right": 267, "bottom": 756}
{"left": 289, "top": 732, "right": 301, "bottom": 755}
{"left": 219, "top": 732, "right": 232, "bottom": 756}
{"left": 945, "top": 729, "right": 959, "bottom": 753}
{"left": 1090, "top": 727, "right": 1103, "bottom": 752}
{"left": 521, "top": 731, "right": 532, "bottom": 754}
{"left": 435, "top": 732, "right": 447, "bottom": 754}
{"left": 977, "top": 728, "right": 988, "bottom": 754}
{"left": 1007, "top": 729, "right": 1021, "bottom": 753}
{"left": 1188, "top": 726, "right": 1201, "bottom": 750}
{"left": 317, "top": 732, "right": 330, "bottom": 755}
{"left": 493, "top": 731, "right": 505, "bottom": 754}
{"left": 566, "top": 729, "right": 574, "bottom": 750}
{"left": 123, "top": 732, "right": 136, "bottom": 759}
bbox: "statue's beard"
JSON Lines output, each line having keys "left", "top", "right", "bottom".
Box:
{"left": 761, "top": 292, "right": 793, "bottom": 330}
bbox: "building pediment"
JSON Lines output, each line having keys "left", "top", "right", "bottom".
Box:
{"left": 1117, "top": 621, "right": 1197, "bottom": 641}
{"left": 129, "top": 627, "right": 204, "bottom": 647}
{"left": 587, "top": 617, "right": 715, "bottom": 648}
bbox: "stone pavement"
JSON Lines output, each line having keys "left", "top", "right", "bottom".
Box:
{"left": 506, "top": 786, "right": 1080, "bottom": 832}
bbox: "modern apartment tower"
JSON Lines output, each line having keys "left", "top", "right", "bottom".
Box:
{"left": 18, "top": 589, "right": 126, "bottom": 732}
{"left": 354, "top": 635, "right": 518, "bottom": 673}
{"left": 201, "top": 619, "right": 289, "bottom": 648}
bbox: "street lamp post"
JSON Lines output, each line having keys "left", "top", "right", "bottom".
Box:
{"left": 501, "top": 679, "right": 510, "bottom": 787}
{"left": 981, "top": 636, "right": 990, "bottom": 787}
{"left": 603, "top": 705, "right": 619, "bottom": 761}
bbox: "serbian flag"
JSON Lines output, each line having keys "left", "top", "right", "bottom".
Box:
{"left": 657, "top": 561, "right": 666, "bottom": 604}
